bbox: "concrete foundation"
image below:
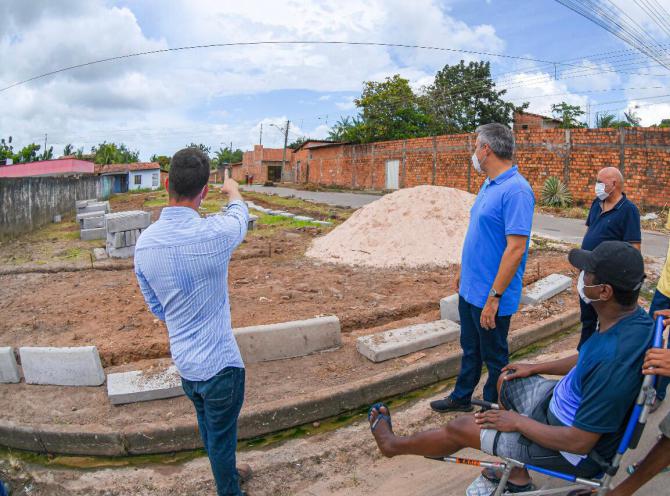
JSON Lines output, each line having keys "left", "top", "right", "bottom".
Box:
{"left": 521, "top": 274, "right": 572, "bottom": 305}
{"left": 81, "top": 227, "right": 106, "bottom": 240}
{"left": 356, "top": 320, "right": 460, "bottom": 363}
{"left": 234, "top": 316, "right": 342, "bottom": 363}
{"left": 107, "top": 365, "right": 184, "bottom": 405}
{"left": 0, "top": 347, "right": 20, "bottom": 383}
{"left": 19, "top": 346, "right": 105, "bottom": 386}
{"left": 439, "top": 294, "right": 460, "bottom": 322}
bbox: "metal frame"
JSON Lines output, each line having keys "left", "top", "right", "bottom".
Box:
{"left": 427, "top": 316, "right": 666, "bottom": 496}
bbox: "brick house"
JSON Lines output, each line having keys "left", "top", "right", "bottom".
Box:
{"left": 241, "top": 145, "right": 293, "bottom": 183}
{"left": 513, "top": 110, "right": 563, "bottom": 130}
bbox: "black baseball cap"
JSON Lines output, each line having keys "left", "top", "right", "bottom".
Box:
{"left": 568, "top": 241, "right": 645, "bottom": 291}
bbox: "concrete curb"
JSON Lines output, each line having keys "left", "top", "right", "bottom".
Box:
{"left": 0, "top": 308, "right": 579, "bottom": 456}
{"left": 0, "top": 260, "right": 134, "bottom": 276}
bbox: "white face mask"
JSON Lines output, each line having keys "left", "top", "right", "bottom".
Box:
{"left": 595, "top": 182, "right": 609, "bottom": 201}
{"left": 471, "top": 152, "right": 482, "bottom": 173}
{"left": 577, "top": 271, "right": 603, "bottom": 304}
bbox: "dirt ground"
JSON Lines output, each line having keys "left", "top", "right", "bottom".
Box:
{"left": 4, "top": 330, "right": 668, "bottom": 496}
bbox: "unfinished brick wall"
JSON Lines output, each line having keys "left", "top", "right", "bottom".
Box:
{"left": 282, "top": 127, "right": 670, "bottom": 208}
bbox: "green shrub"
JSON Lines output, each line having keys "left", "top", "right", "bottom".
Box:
{"left": 541, "top": 176, "right": 572, "bottom": 208}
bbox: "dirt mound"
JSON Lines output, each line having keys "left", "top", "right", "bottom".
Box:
{"left": 306, "top": 186, "right": 475, "bottom": 268}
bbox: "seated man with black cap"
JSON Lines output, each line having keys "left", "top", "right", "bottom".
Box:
{"left": 367, "top": 241, "right": 653, "bottom": 492}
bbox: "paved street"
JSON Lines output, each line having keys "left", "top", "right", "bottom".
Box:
{"left": 242, "top": 184, "right": 670, "bottom": 259}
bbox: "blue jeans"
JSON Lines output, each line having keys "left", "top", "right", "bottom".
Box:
{"left": 182, "top": 366, "right": 245, "bottom": 496}
{"left": 450, "top": 296, "right": 511, "bottom": 403}
{"left": 649, "top": 290, "right": 670, "bottom": 401}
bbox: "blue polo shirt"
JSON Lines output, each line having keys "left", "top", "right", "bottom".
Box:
{"left": 581, "top": 194, "right": 641, "bottom": 251}
{"left": 459, "top": 165, "right": 535, "bottom": 316}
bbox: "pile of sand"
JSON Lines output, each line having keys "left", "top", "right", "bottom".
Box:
{"left": 306, "top": 185, "right": 476, "bottom": 268}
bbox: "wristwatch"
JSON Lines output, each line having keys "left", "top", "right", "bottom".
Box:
{"left": 489, "top": 288, "right": 503, "bottom": 298}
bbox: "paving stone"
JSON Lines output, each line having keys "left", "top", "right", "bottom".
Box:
{"left": 0, "top": 347, "right": 20, "bottom": 383}
{"left": 107, "top": 365, "right": 184, "bottom": 405}
{"left": 521, "top": 273, "right": 572, "bottom": 305}
{"left": 313, "top": 220, "right": 333, "bottom": 226}
{"left": 82, "top": 216, "right": 105, "bottom": 230}
{"left": 80, "top": 227, "right": 106, "bottom": 240}
{"left": 105, "top": 211, "right": 150, "bottom": 233}
{"left": 19, "top": 346, "right": 105, "bottom": 386}
{"left": 440, "top": 293, "right": 460, "bottom": 322}
{"left": 234, "top": 316, "right": 342, "bottom": 363}
{"left": 293, "top": 215, "right": 314, "bottom": 222}
{"left": 356, "top": 320, "right": 460, "bottom": 363}
{"left": 277, "top": 211, "right": 295, "bottom": 218}
{"left": 93, "top": 247, "right": 108, "bottom": 260}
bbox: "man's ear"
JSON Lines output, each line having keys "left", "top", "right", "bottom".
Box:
{"left": 601, "top": 284, "right": 615, "bottom": 302}
{"left": 201, "top": 184, "right": 209, "bottom": 200}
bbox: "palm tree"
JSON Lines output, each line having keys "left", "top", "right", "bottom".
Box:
{"left": 595, "top": 112, "right": 617, "bottom": 128}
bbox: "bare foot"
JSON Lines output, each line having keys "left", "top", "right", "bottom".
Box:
{"left": 369, "top": 405, "right": 397, "bottom": 457}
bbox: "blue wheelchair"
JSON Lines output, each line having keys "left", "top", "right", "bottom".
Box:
{"left": 428, "top": 315, "right": 667, "bottom": 495}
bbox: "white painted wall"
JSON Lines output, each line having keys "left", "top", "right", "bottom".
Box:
{"left": 128, "top": 169, "right": 160, "bottom": 191}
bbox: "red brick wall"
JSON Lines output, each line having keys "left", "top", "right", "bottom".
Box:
{"left": 279, "top": 127, "right": 670, "bottom": 208}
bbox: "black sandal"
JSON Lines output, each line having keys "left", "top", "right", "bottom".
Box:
{"left": 481, "top": 467, "right": 536, "bottom": 493}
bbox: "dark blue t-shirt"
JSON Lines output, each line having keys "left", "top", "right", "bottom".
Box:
{"left": 581, "top": 194, "right": 641, "bottom": 251}
{"left": 549, "top": 306, "right": 653, "bottom": 460}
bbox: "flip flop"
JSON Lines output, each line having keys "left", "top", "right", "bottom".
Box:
{"left": 481, "top": 467, "right": 536, "bottom": 494}
{"left": 368, "top": 402, "right": 392, "bottom": 432}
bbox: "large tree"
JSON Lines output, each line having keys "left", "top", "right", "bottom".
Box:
{"left": 91, "top": 142, "right": 140, "bottom": 164}
{"left": 551, "top": 102, "right": 587, "bottom": 129}
{"left": 421, "top": 60, "right": 527, "bottom": 133}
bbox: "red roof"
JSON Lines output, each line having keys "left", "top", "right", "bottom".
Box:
{"left": 0, "top": 158, "right": 94, "bottom": 178}
{"left": 94, "top": 162, "right": 160, "bottom": 174}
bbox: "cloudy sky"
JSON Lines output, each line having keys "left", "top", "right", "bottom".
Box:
{"left": 2, "top": 0, "right": 670, "bottom": 160}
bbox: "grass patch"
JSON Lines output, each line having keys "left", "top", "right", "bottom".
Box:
{"left": 243, "top": 191, "right": 352, "bottom": 220}
{"left": 28, "top": 221, "right": 80, "bottom": 242}
{"left": 55, "top": 247, "right": 86, "bottom": 260}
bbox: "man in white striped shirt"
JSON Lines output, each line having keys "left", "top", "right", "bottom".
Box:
{"left": 135, "top": 147, "right": 250, "bottom": 496}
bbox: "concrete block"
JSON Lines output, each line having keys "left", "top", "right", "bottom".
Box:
{"left": 80, "top": 201, "right": 110, "bottom": 215}
{"left": 19, "top": 346, "right": 105, "bottom": 386}
{"left": 93, "top": 247, "right": 108, "bottom": 260}
{"left": 252, "top": 206, "right": 270, "bottom": 214}
{"left": 293, "top": 215, "right": 314, "bottom": 222}
{"left": 313, "top": 220, "right": 333, "bottom": 226}
{"left": 440, "top": 294, "right": 460, "bottom": 322}
{"left": 109, "top": 231, "right": 125, "bottom": 249}
{"left": 82, "top": 216, "right": 105, "bottom": 230}
{"left": 521, "top": 274, "right": 572, "bottom": 305}
{"left": 107, "top": 365, "right": 184, "bottom": 405}
{"left": 108, "top": 246, "right": 135, "bottom": 259}
{"left": 356, "top": 320, "right": 460, "bottom": 363}
{"left": 77, "top": 211, "right": 105, "bottom": 226}
{"left": 248, "top": 215, "right": 258, "bottom": 231}
{"left": 277, "top": 211, "right": 295, "bottom": 218}
{"left": 105, "top": 211, "right": 150, "bottom": 233}
{"left": 80, "top": 227, "right": 106, "bottom": 240}
{"left": 0, "top": 347, "right": 20, "bottom": 383}
{"left": 234, "top": 316, "right": 342, "bottom": 363}
{"left": 75, "top": 199, "right": 92, "bottom": 209}
{"left": 125, "top": 230, "right": 137, "bottom": 246}
{"left": 53, "top": 214, "right": 62, "bottom": 223}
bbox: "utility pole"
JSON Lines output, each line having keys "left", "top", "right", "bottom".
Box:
{"left": 44, "top": 133, "right": 47, "bottom": 155}
{"left": 281, "top": 120, "right": 290, "bottom": 180}
{"left": 259, "top": 123, "right": 263, "bottom": 145}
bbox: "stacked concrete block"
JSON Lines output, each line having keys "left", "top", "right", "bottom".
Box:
{"left": 19, "top": 346, "right": 105, "bottom": 386}
{"left": 105, "top": 211, "right": 151, "bottom": 258}
{"left": 75, "top": 199, "right": 109, "bottom": 241}
{"left": 0, "top": 347, "right": 21, "bottom": 383}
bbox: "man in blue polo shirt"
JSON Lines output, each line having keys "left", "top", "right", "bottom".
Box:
{"left": 578, "top": 167, "right": 641, "bottom": 349}
{"left": 431, "top": 123, "right": 535, "bottom": 413}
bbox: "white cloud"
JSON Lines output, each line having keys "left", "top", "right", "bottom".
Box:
{"left": 0, "top": 0, "right": 504, "bottom": 157}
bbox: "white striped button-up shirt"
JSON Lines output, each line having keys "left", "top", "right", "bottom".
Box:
{"left": 134, "top": 201, "right": 248, "bottom": 381}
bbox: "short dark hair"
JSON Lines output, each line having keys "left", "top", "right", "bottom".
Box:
{"left": 592, "top": 274, "right": 639, "bottom": 307}
{"left": 168, "top": 147, "right": 210, "bottom": 199}
{"left": 475, "top": 123, "right": 515, "bottom": 160}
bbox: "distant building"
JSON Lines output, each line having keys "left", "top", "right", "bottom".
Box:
{"left": 94, "top": 162, "right": 161, "bottom": 193}
{"left": 0, "top": 158, "right": 95, "bottom": 178}
{"left": 242, "top": 145, "right": 293, "bottom": 183}
{"left": 513, "top": 111, "right": 563, "bottom": 130}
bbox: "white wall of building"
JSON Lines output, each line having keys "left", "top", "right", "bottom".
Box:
{"left": 128, "top": 169, "right": 160, "bottom": 191}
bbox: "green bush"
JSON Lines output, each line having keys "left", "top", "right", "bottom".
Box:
{"left": 541, "top": 176, "right": 572, "bottom": 208}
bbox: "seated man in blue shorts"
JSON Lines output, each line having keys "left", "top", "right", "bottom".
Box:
{"left": 368, "top": 241, "right": 652, "bottom": 492}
